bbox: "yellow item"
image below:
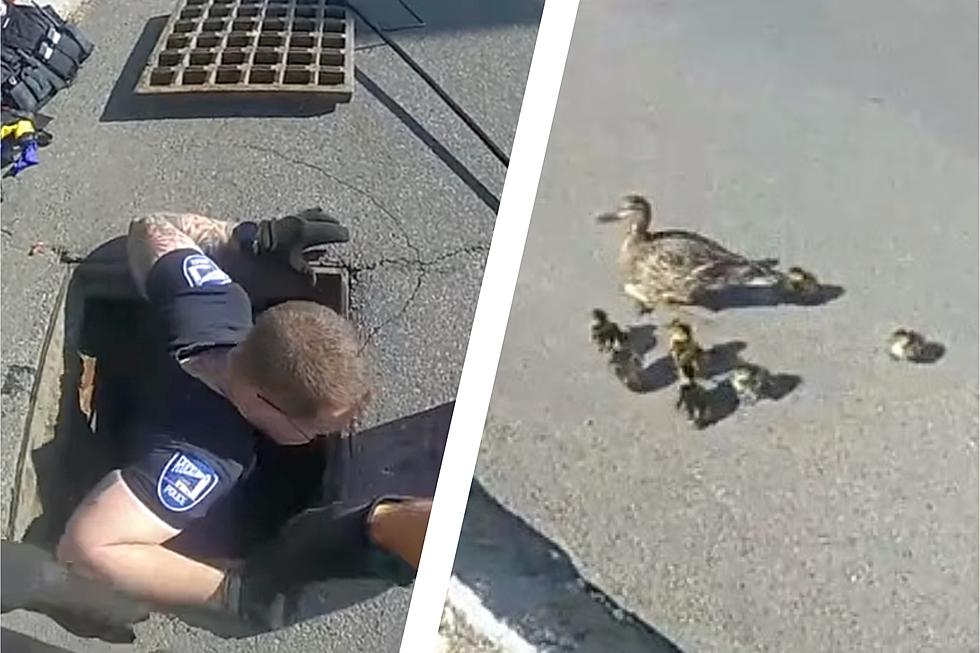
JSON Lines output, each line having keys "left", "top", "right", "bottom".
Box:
{"left": 1, "top": 119, "right": 35, "bottom": 141}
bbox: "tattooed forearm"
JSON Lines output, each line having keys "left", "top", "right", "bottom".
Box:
{"left": 127, "top": 212, "right": 236, "bottom": 296}
{"left": 161, "top": 212, "right": 237, "bottom": 255}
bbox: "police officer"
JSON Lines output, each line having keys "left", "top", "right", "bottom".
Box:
{"left": 2, "top": 208, "right": 431, "bottom": 637}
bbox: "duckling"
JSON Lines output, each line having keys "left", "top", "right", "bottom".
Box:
{"left": 600, "top": 193, "right": 780, "bottom": 310}
{"left": 730, "top": 363, "right": 770, "bottom": 405}
{"left": 782, "top": 266, "right": 820, "bottom": 298}
{"left": 590, "top": 309, "right": 628, "bottom": 354}
{"left": 609, "top": 341, "right": 645, "bottom": 392}
{"left": 676, "top": 378, "right": 711, "bottom": 429}
{"left": 888, "top": 328, "right": 927, "bottom": 362}
{"left": 667, "top": 318, "right": 706, "bottom": 381}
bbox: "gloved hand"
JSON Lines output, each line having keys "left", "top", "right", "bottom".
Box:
{"left": 218, "top": 499, "right": 416, "bottom": 633}
{"left": 239, "top": 207, "right": 349, "bottom": 282}
{"left": 1, "top": 540, "right": 151, "bottom": 643}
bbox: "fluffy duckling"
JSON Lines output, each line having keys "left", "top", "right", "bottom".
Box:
{"left": 730, "top": 363, "right": 770, "bottom": 405}
{"left": 782, "top": 266, "right": 820, "bottom": 298}
{"left": 667, "top": 318, "right": 706, "bottom": 381}
{"left": 609, "top": 341, "right": 645, "bottom": 392}
{"left": 590, "top": 309, "right": 628, "bottom": 354}
{"left": 676, "top": 378, "right": 711, "bottom": 429}
{"left": 599, "top": 193, "right": 780, "bottom": 310}
{"left": 888, "top": 328, "right": 927, "bottom": 362}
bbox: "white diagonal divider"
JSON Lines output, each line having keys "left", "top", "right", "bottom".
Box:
{"left": 398, "top": 1, "right": 582, "bottom": 650}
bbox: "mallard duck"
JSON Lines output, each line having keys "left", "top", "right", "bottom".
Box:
{"left": 676, "top": 378, "right": 711, "bottom": 429}
{"left": 598, "top": 194, "right": 780, "bottom": 310}
{"left": 667, "top": 318, "right": 706, "bottom": 381}
{"left": 888, "top": 328, "right": 926, "bottom": 362}
{"left": 590, "top": 309, "right": 628, "bottom": 354}
{"left": 730, "top": 363, "right": 770, "bottom": 405}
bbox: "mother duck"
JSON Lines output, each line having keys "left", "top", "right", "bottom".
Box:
{"left": 598, "top": 193, "right": 780, "bottom": 311}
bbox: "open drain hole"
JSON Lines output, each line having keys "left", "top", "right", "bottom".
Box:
{"left": 292, "top": 19, "right": 315, "bottom": 32}
{"left": 221, "top": 49, "right": 246, "bottom": 64}
{"left": 287, "top": 50, "right": 313, "bottom": 65}
{"left": 227, "top": 33, "right": 253, "bottom": 47}
{"left": 149, "top": 68, "right": 176, "bottom": 86}
{"left": 158, "top": 50, "right": 182, "bottom": 66}
{"left": 318, "top": 69, "right": 343, "bottom": 86}
{"left": 196, "top": 34, "right": 220, "bottom": 48}
{"left": 319, "top": 51, "right": 343, "bottom": 66}
{"left": 181, "top": 68, "right": 209, "bottom": 85}
{"left": 284, "top": 67, "right": 312, "bottom": 85}
{"left": 258, "top": 34, "right": 284, "bottom": 47}
{"left": 248, "top": 67, "right": 276, "bottom": 84}
{"left": 254, "top": 49, "right": 280, "bottom": 65}
{"left": 216, "top": 67, "right": 244, "bottom": 84}
{"left": 189, "top": 49, "right": 216, "bottom": 65}
{"left": 12, "top": 242, "right": 349, "bottom": 553}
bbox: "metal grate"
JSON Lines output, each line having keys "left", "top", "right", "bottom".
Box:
{"left": 137, "top": 0, "right": 354, "bottom": 101}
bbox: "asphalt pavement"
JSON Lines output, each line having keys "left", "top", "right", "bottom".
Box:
{"left": 466, "top": 1, "right": 978, "bottom": 651}
{"left": 0, "top": 0, "right": 540, "bottom": 650}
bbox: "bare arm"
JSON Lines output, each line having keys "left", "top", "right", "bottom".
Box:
{"left": 56, "top": 472, "right": 226, "bottom": 605}
{"left": 368, "top": 498, "right": 432, "bottom": 569}
{"left": 126, "top": 212, "right": 238, "bottom": 296}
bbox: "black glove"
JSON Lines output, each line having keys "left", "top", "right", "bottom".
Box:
{"left": 219, "top": 499, "right": 415, "bottom": 633}
{"left": 1, "top": 540, "right": 151, "bottom": 643}
{"left": 236, "top": 208, "right": 349, "bottom": 281}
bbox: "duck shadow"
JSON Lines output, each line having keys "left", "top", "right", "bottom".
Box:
{"left": 627, "top": 323, "right": 657, "bottom": 355}
{"left": 765, "top": 373, "right": 802, "bottom": 400}
{"left": 635, "top": 340, "right": 746, "bottom": 394}
{"left": 910, "top": 342, "right": 946, "bottom": 365}
{"left": 698, "top": 283, "right": 844, "bottom": 311}
{"left": 700, "top": 380, "right": 740, "bottom": 428}
{"left": 681, "top": 372, "right": 801, "bottom": 430}
{"left": 702, "top": 341, "right": 748, "bottom": 377}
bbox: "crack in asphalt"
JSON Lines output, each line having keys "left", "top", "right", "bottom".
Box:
{"left": 329, "top": 242, "right": 489, "bottom": 352}
{"left": 241, "top": 143, "right": 424, "bottom": 261}
{"left": 240, "top": 144, "right": 491, "bottom": 348}
{"left": 18, "top": 145, "right": 490, "bottom": 355}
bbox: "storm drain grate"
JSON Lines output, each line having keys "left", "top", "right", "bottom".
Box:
{"left": 137, "top": 0, "right": 354, "bottom": 101}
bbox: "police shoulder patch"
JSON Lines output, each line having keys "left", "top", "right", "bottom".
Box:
{"left": 156, "top": 451, "right": 220, "bottom": 512}
{"left": 182, "top": 254, "right": 232, "bottom": 288}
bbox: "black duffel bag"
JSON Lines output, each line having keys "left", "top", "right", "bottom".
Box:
{"left": 1, "top": 1, "right": 94, "bottom": 111}
{"left": 1, "top": 44, "right": 62, "bottom": 113}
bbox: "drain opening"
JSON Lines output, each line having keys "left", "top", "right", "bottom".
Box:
{"left": 11, "top": 251, "right": 349, "bottom": 550}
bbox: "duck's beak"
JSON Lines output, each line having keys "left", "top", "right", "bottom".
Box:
{"left": 595, "top": 210, "right": 623, "bottom": 223}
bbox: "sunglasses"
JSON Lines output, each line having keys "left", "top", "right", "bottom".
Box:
{"left": 256, "top": 393, "right": 360, "bottom": 443}
{"left": 257, "top": 393, "right": 320, "bottom": 444}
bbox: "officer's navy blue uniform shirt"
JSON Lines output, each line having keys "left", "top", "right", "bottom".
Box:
{"left": 120, "top": 249, "right": 257, "bottom": 530}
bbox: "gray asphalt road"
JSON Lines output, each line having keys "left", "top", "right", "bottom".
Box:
{"left": 0, "top": 0, "right": 540, "bottom": 650}
{"left": 470, "top": 1, "right": 978, "bottom": 652}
